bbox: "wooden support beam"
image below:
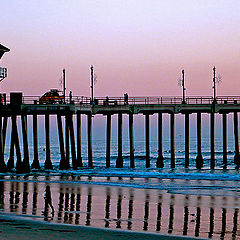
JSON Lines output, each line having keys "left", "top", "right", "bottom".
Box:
{"left": 44, "top": 113, "right": 53, "bottom": 169}
{"left": 185, "top": 113, "right": 190, "bottom": 168}
{"left": 145, "top": 114, "right": 150, "bottom": 168}
{"left": 116, "top": 113, "right": 123, "bottom": 168}
{"left": 31, "top": 113, "right": 40, "bottom": 169}
{"left": 69, "top": 114, "right": 77, "bottom": 169}
{"left": 196, "top": 112, "right": 203, "bottom": 169}
{"left": 222, "top": 113, "right": 227, "bottom": 169}
{"left": 106, "top": 114, "right": 111, "bottom": 168}
{"left": 170, "top": 113, "right": 175, "bottom": 168}
{"left": 234, "top": 111, "right": 240, "bottom": 168}
{"left": 157, "top": 113, "right": 164, "bottom": 168}
{"left": 65, "top": 115, "right": 70, "bottom": 168}
{"left": 0, "top": 117, "right": 6, "bottom": 172}
{"left": 76, "top": 113, "right": 83, "bottom": 167}
{"left": 58, "top": 114, "right": 67, "bottom": 170}
{"left": 7, "top": 121, "right": 15, "bottom": 170}
{"left": 21, "top": 114, "right": 30, "bottom": 173}
{"left": 129, "top": 113, "right": 135, "bottom": 168}
{"left": 87, "top": 114, "right": 93, "bottom": 168}
{"left": 210, "top": 112, "right": 215, "bottom": 169}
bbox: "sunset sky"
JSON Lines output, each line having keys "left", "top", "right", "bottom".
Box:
{"left": 1, "top": 0, "right": 240, "bottom": 97}
{"left": 1, "top": 0, "right": 240, "bottom": 140}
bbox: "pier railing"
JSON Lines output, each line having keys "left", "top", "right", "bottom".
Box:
{"left": 3, "top": 95, "right": 240, "bottom": 105}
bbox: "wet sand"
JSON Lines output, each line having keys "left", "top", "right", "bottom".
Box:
{"left": 0, "top": 175, "right": 240, "bottom": 239}
{"left": 0, "top": 213, "right": 200, "bottom": 240}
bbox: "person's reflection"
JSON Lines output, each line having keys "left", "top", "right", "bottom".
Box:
{"left": 143, "top": 192, "right": 150, "bottom": 231}
{"left": 127, "top": 189, "right": 134, "bottom": 230}
{"left": 86, "top": 187, "right": 92, "bottom": 226}
{"left": 22, "top": 182, "right": 28, "bottom": 214}
{"left": 232, "top": 208, "right": 238, "bottom": 239}
{"left": 0, "top": 181, "right": 4, "bottom": 210}
{"left": 105, "top": 187, "right": 111, "bottom": 228}
{"left": 43, "top": 185, "right": 54, "bottom": 220}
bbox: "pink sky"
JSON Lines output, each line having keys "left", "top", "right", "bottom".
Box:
{"left": 1, "top": 0, "right": 240, "bottom": 98}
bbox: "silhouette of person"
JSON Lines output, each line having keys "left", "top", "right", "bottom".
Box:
{"left": 69, "top": 91, "right": 72, "bottom": 103}
{"left": 43, "top": 185, "right": 54, "bottom": 214}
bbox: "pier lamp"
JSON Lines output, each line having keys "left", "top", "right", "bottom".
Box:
{"left": 213, "top": 66, "right": 216, "bottom": 103}
{"left": 178, "top": 69, "right": 186, "bottom": 104}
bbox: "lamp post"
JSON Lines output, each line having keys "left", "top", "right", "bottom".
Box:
{"left": 63, "top": 69, "right": 66, "bottom": 104}
{"left": 182, "top": 69, "right": 186, "bottom": 104}
{"left": 90, "top": 65, "right": 94, "bottom": 104}
{"left": 213, "top": 66, "right": 216, "bottom": 103}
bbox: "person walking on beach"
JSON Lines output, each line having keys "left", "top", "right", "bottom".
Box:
{"left": 43, "top": 185, "right": 54, "bottom": 214}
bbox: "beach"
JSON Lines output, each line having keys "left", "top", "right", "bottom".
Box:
{"left": 0, "top": 174, "right": 239, "bottom": 239}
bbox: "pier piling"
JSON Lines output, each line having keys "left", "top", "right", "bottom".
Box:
{"left": 145, "top": 114, "right": 150, "bottom": 168}
{"left": 2, "top": 116, "right": 8, "bottom": 152}
{"left": 156, "top": 113, "right": 164, "bottom": 168}
{"left": 65, "top": 115, "right": 70, "bottom": 168}
{"left": 170, "top": 113, "right": 175, "bottom": 168}
{"left": 210, "top": 112, "right": 215, "bottom": 169}
{"left": 196, "top": 112, "right": 203, "bottom": 169}
{"left": 0, "top": 117, "right": 6, "bottom": 172}
{"left": 185, "top": 113, "right": 190, "bottom": 168}
{"left": 31, "top": 113, "right": 40, "bottom": 169}
{"left": 222, "top": 113, "right": 227, "bottom": 169}
{"left": 69, "top": 114, "right": 77, "bottom": 169}
{"left": 129, "top": 113, "right": 135, "bottom": 168}
{"left": 44, "top": 113, "right": 53, "bottom": 169}
{"left": 106, "top": 114, "right": 111, "bottom": 168}
{"left": 21, "top": 114, "right": 30, "bottom": 172}
{"left": 76, "top": 113, "right": 83, "bottom": 167}
{"left": 58, "top": 114, "right": 67, "bottom": 170}
{"left": 234, "top": 111, "right": 240, "bottom": 167}
{"left": 116, "top": 113, "right": 123, "bottom": 168}
{"left": 87, "top": 114, "right": 93, "bottom": 168}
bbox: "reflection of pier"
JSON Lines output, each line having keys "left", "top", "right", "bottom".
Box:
{"left": 0, "top": 178, "right": 239, "bottom": 239}
{"left": 1, "top": 95, "right": 240, "bottom": 172}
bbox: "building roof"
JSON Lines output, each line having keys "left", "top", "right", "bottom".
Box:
{"left": 0, "top": 44, "right": 10, "bottom": 59}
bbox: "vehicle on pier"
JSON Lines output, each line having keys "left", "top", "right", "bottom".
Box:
{"left": 39, "top": 89, "right": 64, "bottom": 104}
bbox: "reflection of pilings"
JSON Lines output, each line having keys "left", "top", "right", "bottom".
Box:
{"left": 69, "top": 190, "right": 75, "bottom": 223}
{"left": 22, "top": 182, "right": 28, "bottom": 214}
{"left": 0, "top": 181, "right": 4, "bottom": 210}
{"left": 105, "top": 188, "right": 111, "bottom": 228}
{"left": 86, "top": 187, "right": 92, "bottom": 226}
{"left": 64, "top": 190, "right": 69, "bottom": 223}
{"left": 128, "top": 189, "right": 134, "bottom": 230}
{"left": 75, "top": 188, "right": 81, "bottom": 225}
{"left": 234, "top": 112, "right": 240, "bottom": 167}
{"left": 76, "top": 113, "right": 83, "bottom": 167}
{"left": 116, "top": 189, "right": 122, "bottom": 229}
{"left": 222, "top": 113, "right": 227, "bottom": 169}
{"left": 220, "top": 208, "right": 226, "bottom": 239}
{"left": 58, "top": 114, "right": 67, "bottom": 170}
{"left": 183, "top": 206, "right": 189, "bottom": 235}
{"left": 31, "top": 114, "right": 40, "bottom": 169}
{"left": 232, "top": 208, "right": 238, "bottom": 239}
{"left": 210, "top": 112, "right": 215, "bottom": 169}
{"left": 196, "top": 112, "right": 203, "bottom": 169}
{"left": 185, "top": 113, "right": 190, "bottom": 168}
{"left": 106, "top": 114, "right": 111, "bottom": 168}
{"left": 195, "top": 207, "right": 201, "bottom": 237}
{"left": 156, "top": 194, "right": 162, "bottom": 232}
{"left": 58, "top": 185, "right": 64, "bottom": 222}
{"left": 170, "top": 113, "right": 175, "bottom": 168}
{"left": 143, "top": 193, "right": 149, "bottom": 231}
{"left": 157, "top": 113, "right": 164, "bottom": 168}
{"left": 208, "top": 208, "right": 214, "bottom": 238}
{"left": 32, "top": 182, "right": 38, "bottom": 215}
{"left": 116, "top": 113, "right": 123, "bottom": 168}
{"left": 10, "top": 182, "right": 14, "bottom": 212}
{"left": 44, "top": 113, "right": 53, "bottom": 169}
{"left": 145, "top": 114, "right": 150, "bottom": 168}
{"left": 168, "top": 195, "right": 174, "bottom": 234}
{"left": 129, "top": 113, "right": 135, "bottom": 168}
{"left": 87, "top": 114, "right": 93, "bottom": 168}
{"left": 69, "top": 115, "right": 77, "bottom": 169}
{"left": 21, "top": 114, "right": 30, "bottom": 172}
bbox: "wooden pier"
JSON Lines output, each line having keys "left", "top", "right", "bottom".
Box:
{"left": 0, "top": 95, "right": 240, "bottom": 172}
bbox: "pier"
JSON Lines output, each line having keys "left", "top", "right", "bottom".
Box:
{"left": 0, "top": 95, "right": 239, "bottom": 172}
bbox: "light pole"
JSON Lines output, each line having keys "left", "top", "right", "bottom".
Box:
{"left": 90, "top": 65, "right": 94, "bottom": 104}
{"left": 63, "top": 69, "right": 66, "bottom": 104}
{"left": 213, "top": 66, "right": 216, "bottom": 103}
{"left": 182, "top": 69, "right": 186, "bottom": 104}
